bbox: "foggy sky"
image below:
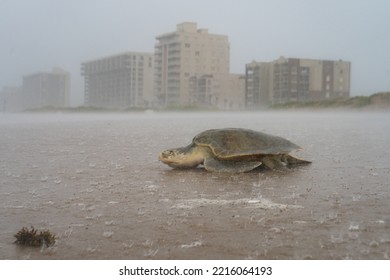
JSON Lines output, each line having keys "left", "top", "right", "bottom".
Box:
{"left": 1, "top": 0, "right": 389, "bottom": 106}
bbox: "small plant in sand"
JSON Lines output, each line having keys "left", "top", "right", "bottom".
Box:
{"left": 14, "top": 226, "right": 56, "bottom": 247}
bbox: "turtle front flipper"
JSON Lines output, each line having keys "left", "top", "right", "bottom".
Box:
{"left": 204, "top": 157, "right": 262, "bottom": 173}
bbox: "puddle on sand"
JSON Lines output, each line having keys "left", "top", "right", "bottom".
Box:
{"left": 171, "top": 198, "right": 303, "bottom": 210}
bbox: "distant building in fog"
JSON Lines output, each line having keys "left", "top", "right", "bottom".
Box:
{"left": 189, "top": 73, "right": 245, "bottom": 110}
{"left": 22, "top": 68, "right": 70, "bottom": 110}
{"left": 245, "top": 57, "right": 351, "bottom": 108}
{"left": 154, "top": 22, "right": 231, "bottom": 107}
{"left": 0, "top": 86, "right": 23, "bottom": 112}
{"left": 245, "top": 61, "right": 272, "bottom": 108}
{"left": 273, "top": 57, "right": 351, "bottom": 104}
{"left": 81, "top": 52, "right": 153, "bottom": 109}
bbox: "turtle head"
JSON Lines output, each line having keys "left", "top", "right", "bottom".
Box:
{"left": 159, "top": 145, "right": 204, "bottom": 169}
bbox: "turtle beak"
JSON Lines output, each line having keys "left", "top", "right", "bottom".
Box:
{"left": 159, "top": 150, "right": 175, "bottom": 163}
{"left": 158, "top": 152, "right": 167, "bottom": 162}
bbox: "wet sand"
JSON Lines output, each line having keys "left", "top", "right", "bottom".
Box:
{"left": 0, "top": 112, "right": 389, "bottom": 259}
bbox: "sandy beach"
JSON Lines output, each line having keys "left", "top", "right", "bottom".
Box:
{"left": 0, "top": 111, "right": 389, "bottom": 259}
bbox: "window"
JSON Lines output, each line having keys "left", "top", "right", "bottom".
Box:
{"left": 185, "top": 43, "right": 191, "bottom": 48}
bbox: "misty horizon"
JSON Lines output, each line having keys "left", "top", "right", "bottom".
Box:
{"left": 1, "top": 0, "right": 389, "bottom": 106}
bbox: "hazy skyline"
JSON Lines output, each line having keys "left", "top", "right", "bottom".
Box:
{"left": 1, "top": 0, "right": 389, "bottom": 106}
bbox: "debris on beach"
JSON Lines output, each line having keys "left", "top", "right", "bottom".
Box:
{"left": 14, "top": 226, "right": 56, "bottom": 247}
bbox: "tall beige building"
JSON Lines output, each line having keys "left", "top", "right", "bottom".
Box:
{"left": 245, "top": 57, "right": 351, "bottom": 107}
{"left": 154, "top": 22, "right": 230, "bottom": 106}
{"left": 82, "top": 52, "right": 153, "bottom": 109}
{"left": 22, "top": 68, "right": 70, "bottom": 110}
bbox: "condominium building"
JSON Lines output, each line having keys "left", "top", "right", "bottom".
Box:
{"left": 81, "top": 52, "right": 153, "bottom": 109}
{"left": 154, "top": 22, "right": 230, "bottom": 107}
{"left": 22, "top": 68, "right": 70, "bottom": 110}
{"left": 273, "top": 57, "right": 351, "bottom": 104}
{"left": 245, "top": 61, "right": 272, "bottom": 108}
{"left": 189, "top": 73, "right": 245, "bottom": 109}
{"left": 245, "top": 57, "right": 351, "bottom": 107}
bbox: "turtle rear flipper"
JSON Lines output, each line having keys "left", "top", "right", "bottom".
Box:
{"left": 261, "top": 156, "right": 289, "bottom": 171}
{"left": 204, "top": 157, "right": 262, "bottom": 173}
{"left": 262, "top": 155, "right": 311, "bottom": 171}
{"left": 283, "top": 155, "right": 312, "bottom": 166}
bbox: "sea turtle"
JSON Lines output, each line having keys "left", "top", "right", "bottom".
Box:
{"left": 159, "top": 128, "right": 311, "bottom": 172}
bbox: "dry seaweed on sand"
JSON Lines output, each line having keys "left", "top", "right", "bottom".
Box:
{"left": 14, "top": 226, "right": 56, "bottom": 247}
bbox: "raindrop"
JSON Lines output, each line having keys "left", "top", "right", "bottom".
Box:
{"left": 102, "top": 231, "right": 114, "bottom": 238}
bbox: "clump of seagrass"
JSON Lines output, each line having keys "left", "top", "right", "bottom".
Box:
{"left": 14, "top": 226, "right": 56, "bottom": 247}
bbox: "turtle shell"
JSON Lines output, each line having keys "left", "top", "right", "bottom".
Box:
{"left": 193, "top": 128, "right": 301, "bottom": 159}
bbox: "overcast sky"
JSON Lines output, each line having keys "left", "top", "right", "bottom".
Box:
{"left": 1, "top": 0, "right": 389, "bottom": 105}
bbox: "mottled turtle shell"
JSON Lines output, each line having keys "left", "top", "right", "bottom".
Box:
{"left": 193, "top": 128, "right": 301, "bottom": 159}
